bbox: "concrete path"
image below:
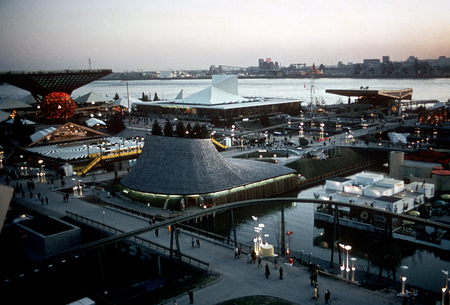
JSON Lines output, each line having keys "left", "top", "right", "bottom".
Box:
{"left": 2, "top": 168, "right": 413, "bottom": 305}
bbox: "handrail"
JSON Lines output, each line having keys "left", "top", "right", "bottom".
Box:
{"left": 66, "top": 211, "right": 209, "bottom": 271}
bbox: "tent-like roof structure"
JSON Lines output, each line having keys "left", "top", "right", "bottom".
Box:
{"left": 121, "top": 135, "right": 296, "bottom": 195}
{"left": 75, "top": 92, "right": 110, "bottom": 105}
{"left": 0, "top": 97, "right": 33, "bottom": 110}
{"left": 109, "top": 96, "right": 142, "bottom": 109}
{"left": 173, "top": 75, "right": 246, "bottom": 105}
{"left": 19, "top": 94, "right": 40, "bottom": 105}
{"left": 85, "top": 117, "right": 106, "bottom": 127}
{"left": 28, "top": 122, "right": 107, "bottom": 147}
{"left": 0, "top": 110, "right": 10, "bottom": 122}
{"left": 6, "top": 118, "right": 36, "bottom": 125}
{"left": 30, "top": 127, "right": 57, "bottom": 143}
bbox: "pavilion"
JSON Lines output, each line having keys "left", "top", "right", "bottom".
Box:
{"left": 121, "top": 135, "right": 297, "bottom": 208}
{"left": 132, "top": 75, "right": 303, "bottom": 120}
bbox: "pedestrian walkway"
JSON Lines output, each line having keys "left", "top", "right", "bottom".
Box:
{"left": 1, "top": 169, "right": 413, "bottom": 305}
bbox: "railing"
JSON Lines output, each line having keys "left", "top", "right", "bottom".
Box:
{"left": 66, "top": 211, "right": 209, "bottom": 271}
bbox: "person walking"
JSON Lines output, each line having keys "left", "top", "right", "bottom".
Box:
{"left": 251, "top": 250, "right": 256, "bottom": 264}
{"left": 324, "top": 289, "right": 330, "bottom": 304}
{"left": 257, "top": 257, "right": 262, "bottom": 267}
{"left": 192, "top": 237, "right": 195, "bottom": 248}
{"left": 265, "top": 263, "right": 270, "bottom": 278}
{"left": 234, "top": 247, "right": 239, "bottom": 259}
{"left": 188, "top": 289, "right": 193, "bottom": 304}
{"left": 274, "top": 258, "right": 278, "bottom": 269}
{"left": 247, "top": 252, "right": 251, "bottom": 264}
{"left": 312, "top": 283, "right": 319, "bottom": 301}
{"left": 45, "top": 197, "right": 48, "bottom": 205}
{"left": 279, "top": 267, "right": 283, "bottom": 279}
{"left": 196, "top": 238, "right": 200, "bottom": 248}
{"left": 155, "top": 229, "right": 159, "bottom": 237}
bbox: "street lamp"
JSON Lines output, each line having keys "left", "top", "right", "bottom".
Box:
{"left": 351, "top": 257, "right": 356, "bottom": 281}
{"left": 442, "top": 270, "right": 449, "bottom": 290}
{"left": 400, "top": 265, "right": 408, "bottom": 295}
{"left": 286, "top": 231, "right": 293, "bottom": 263}
{"left": 442, "top": 288, "right": 447, "bottom": 305}
{"left": 339, "top": 244, "right": 352, "bottom": 273}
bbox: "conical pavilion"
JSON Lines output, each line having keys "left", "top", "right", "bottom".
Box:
{"left": 121, "top": 136, "right": 297, "bottom": 206}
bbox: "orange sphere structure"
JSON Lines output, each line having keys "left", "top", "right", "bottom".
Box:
{"left": 41, "top": 92, "right": 77, "bottom": 119}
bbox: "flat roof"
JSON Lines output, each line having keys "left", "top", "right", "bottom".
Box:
{"left": 325, "top": 88, "right": 413, "bottom": 100}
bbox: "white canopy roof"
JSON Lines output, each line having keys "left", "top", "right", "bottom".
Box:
{"left": 29, "top": 127, "right": 57, "bottom": 143}
{"left": 86, "top": 117, "right": 106, "bottom": 127}
{"left": 75, "top": 92, "right": 110, "bottom": 104}
{"left": 0, "top": 110, "right": 10, "bottom": 122}
{"left": 0, "top": 97, "right": 33, "bottom": 110}
{"left": 6, "top": 118, "right": 36, "bottom": 125}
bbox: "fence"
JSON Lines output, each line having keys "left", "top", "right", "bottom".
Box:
{"left": 66, "top": 211, "right": 210, "bottom": 271}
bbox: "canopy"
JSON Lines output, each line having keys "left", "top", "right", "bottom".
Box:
{"left": 85, "top": 118, "right": 106, "bottom": 127}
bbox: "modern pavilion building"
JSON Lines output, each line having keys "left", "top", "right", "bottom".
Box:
{"left": 132, "top": 75, "right": 303, "bottom": 120}
{"left": 121, "top": 135, "right": 298, "bottom": 208}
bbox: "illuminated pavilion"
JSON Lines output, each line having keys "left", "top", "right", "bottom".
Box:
{"left": 120, "top": 135, "right": 298, "bottom": 208}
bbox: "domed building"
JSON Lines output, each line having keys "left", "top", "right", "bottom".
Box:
{"left": 121, "top": 136, "right": 297, "bottom": 209}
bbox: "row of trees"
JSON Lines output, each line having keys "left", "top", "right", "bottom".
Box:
{"left": 112, "top": 92, "right": 160, "bottom": 102}
{"left": 152, "top": 119, "right": 209, "bottom": 138}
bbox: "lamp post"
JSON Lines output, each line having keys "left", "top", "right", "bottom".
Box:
{"left": 286, "top": 231, "right": 293, "bottom": 263}
{"left": 400, "top": 265, "right": 408, "bottom": 295}
{"left": 339, "top": 243, "right": 352, "bottom": 276}
{"left": 351, "top": 257, "right": 356, "bottom": 282}
{"left": 443, "top": 270, "right": 449, "bottom": 290}
{"left": 442, "top": 288, "right": 447, "bottom": 305}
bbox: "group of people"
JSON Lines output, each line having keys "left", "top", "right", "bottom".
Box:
{"left": 191, "top": 237, "right": 200, "bottom": 248}
{"left": 310, "top": 268, "right": 331, "bottom": 303}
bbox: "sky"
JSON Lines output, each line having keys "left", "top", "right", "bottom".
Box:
{"left": 0, "top": 0, "right": 449, "bottom": 72}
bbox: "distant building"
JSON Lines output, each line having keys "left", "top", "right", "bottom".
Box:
{"left": 363, "top": 59, "right": 381, "bottom": 65}
{"left": 258, "top": 58, "right": 279, "bottom": 71}
{"left": 159, "top": 71, "right": 174, "bottom": 78}
{"left": 382, "top": 56, "right": 390, "bottom": 64}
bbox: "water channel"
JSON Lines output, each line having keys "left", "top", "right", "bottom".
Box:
{"left": 193, "top": 163, "right": 450, "bottom": 293}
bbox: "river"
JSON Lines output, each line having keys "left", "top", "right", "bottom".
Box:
{"left": 1, "top": 77, "right": 450, "bottom": 292}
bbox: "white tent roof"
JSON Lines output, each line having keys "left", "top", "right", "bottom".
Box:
{"left": 75, "top": 92, "right": 110, "bottom": 104}
{"left": 29, "top": 127, "right": 57, "bottom": 143}
{"left": 19, "top": 94, "right": 39, "bottom": 105}
{"left": 0, "top": 110, "right": 10, "bottom": 122}
{"left": 86, "top": 117, "right": 106, "bottom": 127}
{"left": 0, "top": 97, "right": 33, "bottom": 110}
{"left": 109, "top": 96, "right": 142, "bottom": 108}
{"left": 174, "top": 86, "right": 246, "bottom": 105}
{"left": 6, "top": 118, "right": 36, "bottom": 125}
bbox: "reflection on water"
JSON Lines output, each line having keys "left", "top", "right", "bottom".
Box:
{"left": 193, "top": 164, "right": 450, "bottom": 292}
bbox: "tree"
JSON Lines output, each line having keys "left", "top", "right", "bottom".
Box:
{"left": 140, "top": 92, "right": 149, "bottom": 101}
{"left": 191, "top": 123, "right": 208, "bottom": 138}
{"left": 186, "top": 122, "right": 192, "bottom": 136}
{"left": 114, "top": 92, "right": 120, "bottom": 100}
{"left": 163, "top": 118, "right": 173, "bottom": 137}
{"left": 106, "top": 114, "right": 126, "bottom": 134}
{"left": 175, "top": 121, "right": 186, "bottom": 137}
{"left": 153, "top": 92, "right": 160, "bottom": 101}
{"left": 152, "top": 120, "right": 162, "bottom": 135}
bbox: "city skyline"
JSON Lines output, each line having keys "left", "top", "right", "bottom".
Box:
{"left": 0, "top": 0, "right": 449, "bottom": 73}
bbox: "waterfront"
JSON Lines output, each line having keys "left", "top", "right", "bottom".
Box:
{"left": 1, "top": 77, "right": 450, "bottom": 294}
{"left": 2, "top": 77, "right": 450, "bottom": 105}
{"left": 193, "top": 163, "right": 450, "bottom": 293}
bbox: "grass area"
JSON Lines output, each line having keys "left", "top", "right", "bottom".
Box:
{"left": 284, "top": 147, "right": 380, "bottom": 179}
{"left": 215, "top": 296, "right": 297, "bottom": 305}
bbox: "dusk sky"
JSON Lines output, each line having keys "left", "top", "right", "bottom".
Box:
{"left": 1, "top": 0, "right": 449, "bottom": 72}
